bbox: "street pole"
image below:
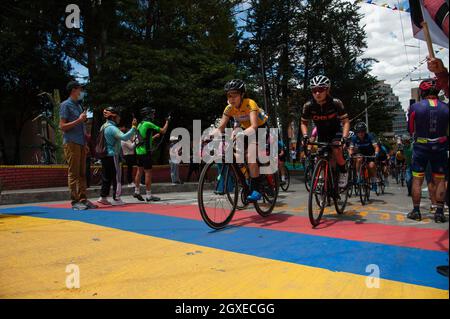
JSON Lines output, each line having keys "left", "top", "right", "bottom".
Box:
{"left": 364, "top": 92, "right": 369, "bottom": 133}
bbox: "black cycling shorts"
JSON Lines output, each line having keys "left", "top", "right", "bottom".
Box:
{"left": 136, "top": 153, "right": 153, "bottom": 170}
{"left": 317, "top": 131, "right": 342, "bottom": 144}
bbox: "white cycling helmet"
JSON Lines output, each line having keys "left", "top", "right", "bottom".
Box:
{"left": 309, "top": 75, "right": 331, "bottom": 89}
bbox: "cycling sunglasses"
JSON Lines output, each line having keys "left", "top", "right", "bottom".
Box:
{"left": 312, "top": 87, "right": 328, "bottom": 94}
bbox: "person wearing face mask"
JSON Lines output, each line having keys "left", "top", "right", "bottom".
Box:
{"left": 97, "top": 106, "right": 137, "bottom": 206}
{"left": 59, "top": 80, "right": 97, "bottom": 211}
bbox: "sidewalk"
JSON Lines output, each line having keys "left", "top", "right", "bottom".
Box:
{"left": 0, "top": 183, "right": 201, "bottom": 206}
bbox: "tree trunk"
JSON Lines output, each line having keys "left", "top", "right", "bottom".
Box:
{"left": 13, "top": 127, "right": 23, "bottom": 164}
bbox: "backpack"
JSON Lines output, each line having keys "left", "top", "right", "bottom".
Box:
{"left": 95, "top": 124, "right": 109, "bottom": 159}
{"left": 134, "top": 123, "right": 145, "bottom": 148}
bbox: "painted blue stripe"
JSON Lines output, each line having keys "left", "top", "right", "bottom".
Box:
{"left": 1, "top": 206, "right": 448, "bottom": 290}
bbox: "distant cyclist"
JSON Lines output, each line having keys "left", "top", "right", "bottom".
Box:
{"left": 349, "top": 122, "right": 380, "bottom": 192}
{"left": 300, "top": 75, "right": 351, "bottom": 188}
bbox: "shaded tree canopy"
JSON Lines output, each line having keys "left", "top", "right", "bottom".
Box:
{"left": 1, "top": 0, "right": 397, "bottom": 164}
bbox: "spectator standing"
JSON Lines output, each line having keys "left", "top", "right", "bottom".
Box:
{"left": 133, "top": 107, "right": 169, "bottom": 202}
{"left": 169, "top": 136, "right": 182, "bottom": 185}
{"left": 97, "top": 107, "right": 137, "bottom": 206}
{"left": 59, "top": 80, "right": 97, "bottom": 210}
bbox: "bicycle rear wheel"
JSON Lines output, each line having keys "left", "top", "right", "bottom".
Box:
{"left": 280, "top": 165, "right": 290, "bottom": 191}
{"left": 334, "top": 168, "right": 349, "bottom": 214}
{"left": 198, "top": 163, "right": 238, "bottom": 229}
{"left": 308, "top": 159, "right": 328, "bottom": 227}
{"left": 254, "top": 172, "right": 279, "bottom": 217}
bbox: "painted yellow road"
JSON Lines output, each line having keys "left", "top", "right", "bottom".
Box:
{"left": 0, "top": 214, "right": 447, "bottom": 299}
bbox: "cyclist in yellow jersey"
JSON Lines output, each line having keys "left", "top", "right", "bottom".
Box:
{"left": 223, "top": 98, "right": 268, "bottom": 129}
{"left": 396, "top": 150, "right": 406, "bottom": 162}
{"left": 213, "top": 79, "right": 269, "bottom": 202}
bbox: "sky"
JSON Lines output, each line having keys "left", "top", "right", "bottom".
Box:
{"left": 357, "top": 0, "right": 449, "bottom": 110}
{"left": 71, "top": 0, "right": 449, "bottom": 112}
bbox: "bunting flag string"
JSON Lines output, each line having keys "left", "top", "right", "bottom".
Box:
{"left": 357, "top": 0, "right": 411, "bottom": 12}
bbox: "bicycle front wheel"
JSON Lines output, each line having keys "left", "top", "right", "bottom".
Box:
{"left": 254, "top": 172, "right": 279, "bottom": 217}
{"left": 198, "top": 163, "right": 238, "bottom": 229}
{"left": 358, "top": 165, "right": 367, "bottom": 206}
{"left": 308, "top": 159, "right": 328, "bottom": 227}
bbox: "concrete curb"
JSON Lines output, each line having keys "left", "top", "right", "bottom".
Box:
{"left": 0, "top": 171, "right": 304, "bottom": 206}
{"left": 0, "top": 183, "right": 202, "bottom": 206}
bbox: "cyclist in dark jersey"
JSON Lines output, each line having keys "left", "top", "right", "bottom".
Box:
{"left": 349, "top": 122, "right": 380, "bottom": 192}
{"left": 300, "top": 75, "right": 351, "bottom": 188}
{"left": 407, "top": 79, "right": 449, "bottom": 223}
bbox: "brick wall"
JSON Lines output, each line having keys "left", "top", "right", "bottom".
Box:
{"left": 0, "top": 164, "right": 194, "bottom": 191}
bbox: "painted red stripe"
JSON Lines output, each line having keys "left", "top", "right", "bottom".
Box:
{"left": 44, "top": 203, "right": 448, "bottom": 252}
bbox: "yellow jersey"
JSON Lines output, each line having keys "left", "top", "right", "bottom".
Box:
{"left": 396, "top": 151, "right": 406, "bottom": 162}
{"left": 223, "top": 98, "right": 268, "bottom": 129}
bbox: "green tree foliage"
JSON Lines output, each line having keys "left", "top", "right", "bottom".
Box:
{"left": 0, "top": 0, "right": 72, "bottom": 164}
{"left": 239, "top": 0, "right": 394, "bottom": 137}
{"left": 88, "top": 0, "right": 240, "bottom": 133}
{"left": 1, "top": 0, "right": 397, "bottom": 164}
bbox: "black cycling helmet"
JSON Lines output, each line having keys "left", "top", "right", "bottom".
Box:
{"left": 103, "top": 106, "right": 120, "bottom": 119}
{"left": 140, "top": 107, "right": 156, "bottom": 119}
{"left": 419, "top": 78, "right": 439, "bottom": 98}
{"left": 355, "top": 122, "right": 367, "bottom": 132}
{"left": 224, "top": 79, "right": 246, "bottom": 94}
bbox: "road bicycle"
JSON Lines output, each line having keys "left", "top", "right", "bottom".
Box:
{"left": 352, "top": 155, "right": 376, "bottom": 206}
{"left": 197, "top": 136, "right": 279, "bottom": 230}
{"left": 307, "top": 141, "right": 350, "bottom": 227}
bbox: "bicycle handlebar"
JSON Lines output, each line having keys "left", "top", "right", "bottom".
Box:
{"left": 307, "top": 141, "right": 343, "bottom": 147}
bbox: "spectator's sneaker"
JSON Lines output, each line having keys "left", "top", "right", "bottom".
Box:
{"left": 435, "top": 212, "right": 447, "bottom": 223}
{"left": 72, "top": 202, "right": 88, "bottom": 211}
{"left": 146, "top": 195, "right": 161, "bottom": 202}
{"left": 338, "top": 173, "right": 348, "bottom": 188}
{"left": 97, "top": 197, "right": 112, "bottom": 206}
{"left": 112, "top": 198, "right": 126, "bottom": 206}
{"left": 81, "top": 200, "right": 98, "bottom": 209}
{"left": 430, "top": 205, "right": 437, "bottom": 213}
{"left": 407, "top": 210, "right": 422, "bottom": 221}
{"left": 247, "top": 191, "right": 262, "bottom": 202}
{"left": 280, "top": 180, "right": 286, "bottom": 186}
{"left": 133, "top": 193, "right": 145, "bottom": 202}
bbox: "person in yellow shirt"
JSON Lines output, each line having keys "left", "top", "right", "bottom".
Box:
{"left": 213, "top": 79, "right": 269, "bottom": 202}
